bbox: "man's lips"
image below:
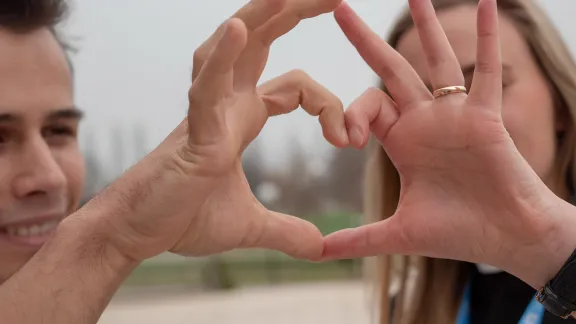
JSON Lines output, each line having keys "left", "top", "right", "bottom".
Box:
{"left": 2, "top": 219, "right": 60, "bottom": 236}
{"left": 0, "top": 216, "right": 64, "bottom": 248}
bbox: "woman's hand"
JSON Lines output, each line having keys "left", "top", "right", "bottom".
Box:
{"left": 322, "top": 0, "right": 576, "bottom": 288}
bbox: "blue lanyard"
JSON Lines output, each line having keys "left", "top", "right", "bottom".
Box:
{"left": 456, "top": 280, "right": 545, "bottom": 324}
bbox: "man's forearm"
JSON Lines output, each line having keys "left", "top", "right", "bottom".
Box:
{"left": 0, "top": 213, "right": 139, "bottom": 324}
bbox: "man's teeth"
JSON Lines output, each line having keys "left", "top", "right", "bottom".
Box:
{"left": 5, "top": 221, "right": 59, "bottom": 237}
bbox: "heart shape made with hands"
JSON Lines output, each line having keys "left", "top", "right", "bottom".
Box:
{"left": 103, "top": 0, "right": 575, "bottom": 289}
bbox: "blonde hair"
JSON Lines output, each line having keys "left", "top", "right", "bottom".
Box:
{"left": 364, "top": 0, "right": 576, "bottom": 323}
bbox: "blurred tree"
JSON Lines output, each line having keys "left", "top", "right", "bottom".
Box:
{"left": 111, "top": 124, "right": 126, "bottom": 176}
{"left": 242, "top": 139, "right": 265, "bottom": 194}
{"left": 81, "top": 123, "right": 153, "bottom": 206}
{"left": 201, "top": 257, "right": 236, "bottom": 291}
{"left": 324, "top": 147, "right": 366, "bottom": 213}
{"left": 81, "top": 130, "right": 107, "bottom": 205}
{"left": 271, "top": 139, "right": 321, "bottom": 216}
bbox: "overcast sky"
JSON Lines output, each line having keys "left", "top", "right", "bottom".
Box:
{"left": 64, "top": 0, "right": 575, "bottom": 171}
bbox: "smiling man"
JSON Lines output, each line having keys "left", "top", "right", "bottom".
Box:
{"left": 0, "top": 0, "right": 346, "bottom": 321}
{"left": 0, "top": 0, "right": 84, "bottom": 284}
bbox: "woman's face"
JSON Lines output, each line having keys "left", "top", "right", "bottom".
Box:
{"left": 395, "top": 4, "right": 563, "bottom": 193}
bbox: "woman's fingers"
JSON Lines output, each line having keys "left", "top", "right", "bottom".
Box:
{"left": 468, "top": 0, "right": 503, "bottom": 109}
{"left": 334, "top": 3, "right": 431, "bottom": 110}
{"left": 191, "top": 0, "right": 285, "bottom": 81}
{"left": 408, "top": 0, "right": 465, "bottom": 90}
{"left": 345, "top": 87, "right": 400, "bottom": 149}
{"left": 258, "top": 70, "right": 349, "bottom": 147}
{"left": 322, "top": 219, "right": 406, "bottom": 260}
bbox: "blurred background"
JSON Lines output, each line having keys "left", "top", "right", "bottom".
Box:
{"left": 60, "top": 0, "right": 574, "bottom": 323}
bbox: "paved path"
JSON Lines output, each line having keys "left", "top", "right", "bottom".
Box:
{"left": 100, "top": 282, "right": 372, "bottom": 324}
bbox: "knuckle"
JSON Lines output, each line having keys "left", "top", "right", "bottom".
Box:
{"left": 330, "top": 97, "right": 344, "bottom": 113}
{"left": 477, "top": 26, "right": 497, "bottom": 40}
{"left": 319, "top": 93, "right": 342, "bottom": 113}
{"left": 475, "top": 59, "right": 500, "bottom": 74}
{"left": 188, "top": 83, "right": 199, "bottom": 99}
{"left": 288, "top": 69, "right": 310, "bottom": 82}
{"left": 266, "top": 0, "right": 287, "bottom": 14}
{"left": 193, "top": 47, "right": 208, "bottom": 66}
{"left": 188, "top": 84, "right": 205, "bottom": 108}
{"left": 376, "top": 62, "right": 401, "bottom": 83}
{"left": 345, "top": 106, "right": 363, "bottom": 123}
{"left": 273, "top": 69, "right": 311, "bottom": 94}
{"left": 365, "top": 86, "right": 383, "bottom": 97}
{"left": 427, "top": 54, "right": 450, "bottom": 70}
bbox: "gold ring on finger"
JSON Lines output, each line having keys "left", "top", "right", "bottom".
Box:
{"left": 433, "top": 86, "right": 467, "bottom": 98}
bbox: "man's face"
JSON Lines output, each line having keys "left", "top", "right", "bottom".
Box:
{"left": 0, "top": 28, "right": 84, "bottom": 282}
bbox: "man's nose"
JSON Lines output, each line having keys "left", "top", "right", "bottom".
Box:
{"left": 12, "top": 137, "right": 67, "bottom": 198}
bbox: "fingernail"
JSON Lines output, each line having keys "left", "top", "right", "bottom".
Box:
{"left": 350, "top": 127, "right": 363, "bottom": 148}
{"left": 341, "top": 127, "right": 350, "bottom": 145}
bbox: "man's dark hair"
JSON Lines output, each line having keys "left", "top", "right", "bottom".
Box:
{"left": 0, "top": 0, "right": 73, "bottom": 73}
{"left": 0, "top": 0, "right": 68, "bottom": 32}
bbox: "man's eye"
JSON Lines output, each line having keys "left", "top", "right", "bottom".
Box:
{"left": 43, "top": 125, "right": 78, "bottom": 146}
{"left": 0, "top": 130, "right": 12, "bottom": 144}
{"left": 44, "top": 126, "right": 75, "bottom": 137}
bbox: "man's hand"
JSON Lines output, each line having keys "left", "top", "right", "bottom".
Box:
{"left": 1, "top": 1, "right": 347, "bottom": 323}
{"left": 82, "top": 0, "right": 347, "bottom": 264}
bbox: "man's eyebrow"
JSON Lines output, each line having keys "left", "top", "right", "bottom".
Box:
{"left": 0, "top": 108, "right": 84, "bottom": 124}
{"left": 0, "top": 113, "right": 18, "bottom": 123}
{"left": 47, "top": 108, "right": 85, "bottom": 121}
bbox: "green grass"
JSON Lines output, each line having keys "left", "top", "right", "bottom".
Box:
{"left": 308, "top": 212, "right": 362, "bottom": 236}
{"left": 123, "top": 258, "right": 360, "bottom": 289}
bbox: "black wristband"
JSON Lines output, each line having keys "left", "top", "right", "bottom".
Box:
{"left": 536, "top": 250, "right": 576, "bottom": 318}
